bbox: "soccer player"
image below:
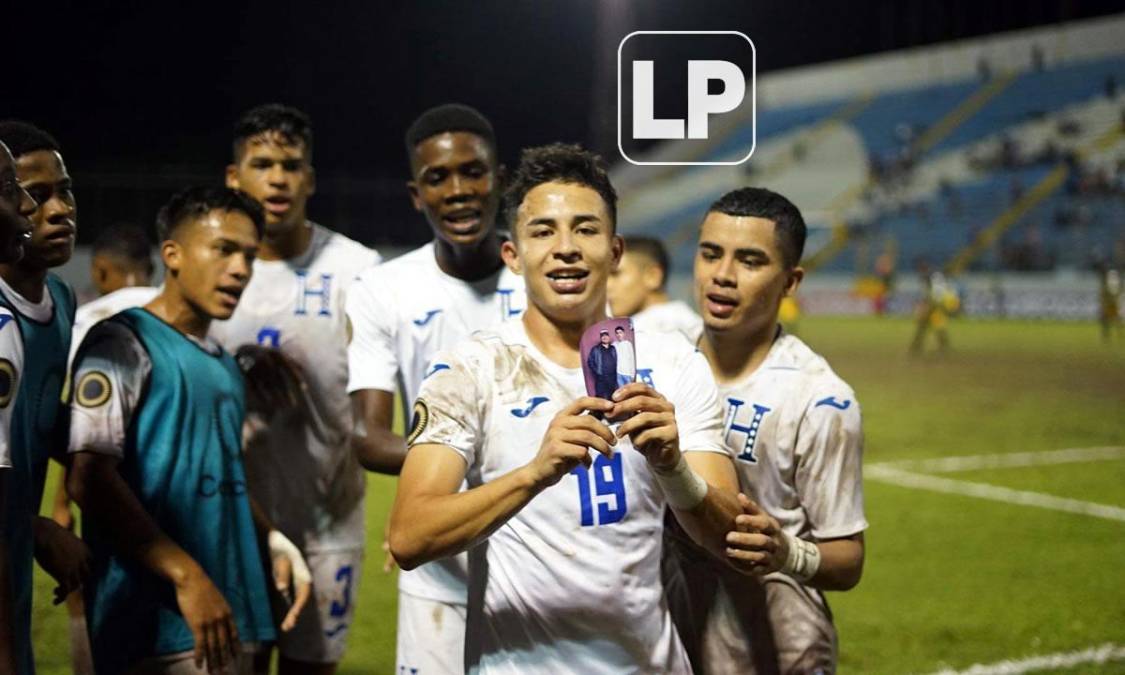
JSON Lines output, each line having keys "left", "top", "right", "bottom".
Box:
{"left": 671, "top": 187, "right": 867, "bottom": 674}
{"left": 345, "top": 103, "right": 524, "bottom": 674}
{"left": 389, "top": 143, "right": 743, "bottom": 674}
{"left": 90, "top": 221, "right": 155, "bottom": 297}
{"left": 608, "top": 235, "right": 703, "bottom": 342}
{"left": 0, "top": 120, "right": 90, "bottom": 675}
{"left": 67, "top": 186, "right": 277, "bottom": 674}
{"left": 0, "top": 137, "right": 35, "bottom": 673}
{"left": 68, "top": 222, "right": 160, "bottom": 368}
{"left": 211, "top": 103, "right": 380, "bottom": 675}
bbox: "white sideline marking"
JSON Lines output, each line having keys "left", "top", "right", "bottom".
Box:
{"left": 867, "top": 464, "right": 1125, "bottom": 523}
{"left": 882, "top": 446, "right": 1125, "bottom": 474}
{"left": 924, "top": 642, "right": 1125, "bottom": 674}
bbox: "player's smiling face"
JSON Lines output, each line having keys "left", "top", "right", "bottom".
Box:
{"left": 226, "top": 132, "right": 315, "bottom": 234}
{"left": 0, "top": 143, "right": 35, "bottom": 264}
{"left": 164, "top": 209, "right": 259, "bottom": 321}
{"left": 15, "top": 149, "right": 76, "bottom": 269}
{"left": 502, "top": 181, "right": 622, "bottom": 324}
{"left": 408, "top": 131, "right": 499, "bottom": 248}
{"left": 694, "top": 211, "right": 802, "bottom": 336}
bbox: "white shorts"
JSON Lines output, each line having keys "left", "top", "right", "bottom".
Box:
{"left": 276, "top": 549, "right": 364, "bottom": 665}
{"left": 396, "top": 591, "right": 467, "bottom": 675}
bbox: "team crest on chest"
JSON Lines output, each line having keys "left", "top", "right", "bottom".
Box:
{"left": 295, "top": 270, "right": 333, "bottom": 317}
{"left": 724, "top": 397, "right": 771, "bottom": 464}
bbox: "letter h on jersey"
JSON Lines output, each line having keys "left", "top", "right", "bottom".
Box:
{"left": 295, "top": 271, "right": 333, "bottom": 317}
{"left": 724, "top": 397, "right": 770, "bottom": 464}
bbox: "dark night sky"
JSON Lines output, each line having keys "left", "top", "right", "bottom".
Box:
{"left": 4, "top": 0, "right": 1124, "bottom": 246}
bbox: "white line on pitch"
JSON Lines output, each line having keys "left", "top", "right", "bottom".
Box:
{"left": 867, "top": 465, "right": 1125, "bottom": 523}
{"left": 876, "top": 446, "right": 1125, "bottom": 474}
{"left": 923, "top": 642, "right": 1125, "bottom": 675}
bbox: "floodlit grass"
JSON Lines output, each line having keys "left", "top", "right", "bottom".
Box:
{"left": 29, "top": 316, "right": 1125, "bottom": 674}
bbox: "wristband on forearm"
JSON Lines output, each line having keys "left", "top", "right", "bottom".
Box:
{"left": 652, "top": 455, "right": 709, "bottom": 510}
{"left": 780, "top": 531, "right": 821, "bottom": 582}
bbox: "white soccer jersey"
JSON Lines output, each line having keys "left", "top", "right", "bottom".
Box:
{"left": 717, "top": 331, "right": 867, "bottom": 541}
{"left": 68, "top": 286, "right": 160, "bottom": 368}
{"left": 0, "top": 308, "right": 22, "bottom": 468}
{"left": 209, "top": 223, "right": 381, "bottom": 553}
{"left": 631, "top": 300, "right": 703, "bottom": 344}
{"left": 346, "top": 241, "right": 526, "bottom": 605}
{"left": 412, "top": 320, "right": 727, "bottom": 674}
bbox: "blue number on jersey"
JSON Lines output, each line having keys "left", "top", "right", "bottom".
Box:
{"left": 569, "top": 453, "right": 627, "bottom": 526}
{"left": 256, "top": 327, "right": 281, "bottom": 347}
{"left": 324, "top": 564, "right": 354, "bottom": 638}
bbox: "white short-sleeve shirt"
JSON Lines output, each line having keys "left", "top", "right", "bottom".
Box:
{"left": 718, "top": 331, "right": 868, "bottom": 541}
{"left": 412, "top": 320, "right": 727, "bottom": 674}
{"left": 345, "top": 241, "right": 526, "bottom": 604}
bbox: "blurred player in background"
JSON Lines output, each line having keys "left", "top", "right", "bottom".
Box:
{"left": 909, "top": 258, "right": 959, "bottom": 355}
{"left": 608, "top": 235, "right": 703, "bottom": 342}
{"left": 0, "top": 120, "right": 89, "bottom": 675}
{"left": 67, "top": 186, "right": 281, "bottom": 675}
{"left": 346, "top": 103, "right": 524, "bottom": 674}
{"left": 1095, "top": 257, "right": 1122, "bottom": 343}
{"left": 88, "top": 221, "right": 155, "bottom": 298}
{"left": 212, "top": 104, "right": 380, "bottom": 675}
{"left": 668, "top": 186, "right": 867, "bottom": 674}
{"left": 389, "top": 143, "right": 743, "bottom": 673}
{"left": 0, "top": 137, "right": 35, "bottom": 672}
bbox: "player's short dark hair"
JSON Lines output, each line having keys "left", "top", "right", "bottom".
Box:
{"left": 0, "top": 120, "right": 61, "bottom": 157}
{"left": 94, "top": 222, "right": 153, "bottom": 267}
{"left": 502, "top": 143, "right": 617, "bottom": 233}
{"left": 623, "top": 236, "right": 671, "bottom": 289}
{"left": 615, "top": 326, "right": 625, "bottom": 332}
{"left": 708, "top": 187, "right": 807, "bottom": 268}
{"left": 405, "top": 103, "right": 496, "bottom": 163}
{"left": 233, "top": 104, "right": 313, "bottom": 160}
{"left": 156, "top": 186, "right": 265, "bottom": 241}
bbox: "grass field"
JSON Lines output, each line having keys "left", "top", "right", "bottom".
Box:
{"left": 29, "top": 316, "right": 1125, "bottom": 674}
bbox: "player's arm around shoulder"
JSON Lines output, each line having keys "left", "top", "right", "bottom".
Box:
{"left": 389, "top": 350, "right": 617, "bottom": 570}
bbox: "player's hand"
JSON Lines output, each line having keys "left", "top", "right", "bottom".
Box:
{"left": 267, "top": 530, "right": 313, "bottom": 632}
{"left": 725, "top": 493, "right": 788, "bottom": 576}
{"left": 525, "top": 397, "right": 616, "bottom": 488}
{"left": 175, "top": 567, "right": 240, "bottom": 672}
{"left": 610, "top": 383, "right": 681, "bottom": 471}
{"left": 31, "top": 516, "right": 91, "bottom": 604}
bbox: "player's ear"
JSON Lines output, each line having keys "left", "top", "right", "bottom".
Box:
{"left": 224, "top": 164, "right": 240, "bottom": 190}
{"left": 784, "top": 266, "right": 805, "bottom": 296}
{"left": 501, "top": 237, "right": 522, "bottom": 275}
{"left": 306, "top": 165, "right": 316, "bottom": 197}
{"left": 406, "top": 180, "right": 423, "bottom": 212}
{"left": 161, "top": 239, "right": 182, "bottom": 275}
{"left": 642, "top": 263, "right": 663, "bottom": 292}
{"left": 610, "top": 234, "right": 625, "bottom": 270}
